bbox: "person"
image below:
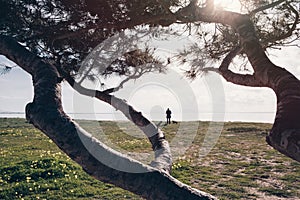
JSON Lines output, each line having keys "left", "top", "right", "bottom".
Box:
{"left": 166, "top": 108, "right": 172, "bottom": 124}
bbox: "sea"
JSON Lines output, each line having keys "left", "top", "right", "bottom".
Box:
{"left": 0, "top": 111, "right": 275, "bottom": 123}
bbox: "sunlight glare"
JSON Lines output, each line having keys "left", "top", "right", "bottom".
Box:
{"left": 214, "top": 0, "right": 242, "bottom": 12}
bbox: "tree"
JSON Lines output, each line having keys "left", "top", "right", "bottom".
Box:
{"left": 0, "top": 0, "right": 299, "bottom": 199}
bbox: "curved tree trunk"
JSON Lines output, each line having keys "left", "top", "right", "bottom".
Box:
{"left": 179, "top": 5, "right": 300, "bottom": 162}
{"left": 57, "top": 67, "right": 172, "bottom": 172}
{"left": 0, "top": 35, "right": 216, "bottom": 200}
{"left": 265, "top": 68, "right": 300, "bottom": 162}
{"left": 1, "top": 2, "right": 299, "bottom": 199}
{"left": 174, "top": 1, "right": 300, "bottom": 162}
{"left": 230, "top": 14, "right": 300, "bottom": 162}
{"left": 217, "top": 41, "right": 300, "bottom": 163}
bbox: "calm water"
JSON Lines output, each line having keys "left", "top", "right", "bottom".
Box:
{"left": 0, "top": 112, "right": 275, "bottom": 123}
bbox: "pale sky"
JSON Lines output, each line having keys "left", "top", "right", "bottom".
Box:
{"left": 1, "top": 44, "right": 299, "bottom": 123}
{"left": 0, "top": 0, "right": 299, "bottom": 123}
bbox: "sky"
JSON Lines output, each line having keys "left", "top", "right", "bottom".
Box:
{"left": 1, "top": 1, "right": 300, "bottom": 123}
{"left": 1, "top": 43, "right": 299, "bottom": 123}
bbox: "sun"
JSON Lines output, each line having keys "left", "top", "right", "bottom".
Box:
{"left": 214, "top": 0, "right": 242, "bottom": 12}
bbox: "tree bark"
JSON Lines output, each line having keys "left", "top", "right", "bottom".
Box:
{"left": 0, "top": 35, "right": 216, "bottom": 200}
{"left": 176, "top": 4, "right": 300, "bottom": 162}
{"left": 226, "top": 13, "right": 300, "bottom": 162}
{"left": 1, "top": 2, "right": 299, "bottom": 199}
{"left": 218, "top": 46, "right": 266, "bottom": 87}
{"left": 58, "top": 67, "right": 172, "bottom": 172}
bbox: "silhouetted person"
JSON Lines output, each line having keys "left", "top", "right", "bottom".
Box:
{"left": 166, "top": 108, "right": 172, "bottom": 124}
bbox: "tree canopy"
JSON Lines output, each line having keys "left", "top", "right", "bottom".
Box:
{"left": 0, "top": 0, "right": 300, "bottom": 199}
{"left": 1, "top": 0, "right": 298, "bottom": 77}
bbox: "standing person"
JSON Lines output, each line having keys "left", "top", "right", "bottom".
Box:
{"left": 166, "top": 108, "right": 172, "bottom": 124}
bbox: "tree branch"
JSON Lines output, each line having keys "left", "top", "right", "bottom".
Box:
{"left": 260, "top": 2, "right": 300, "bottom": 47}
{"left": 217, "top": 46, "right": 265, "bottom": 87}
{"left": 111, "top": 71, "right": 142, "bottom": 93}
{"left": 249, "top": 0, "right": 287, "bottom": 16}
{"left": 42, "top": 11, "right": 177, "bottom": 43}
{"left": 175, "top": 3, "right": 300, "bottom": 162}
{"left": 58, "top": 66, "right": 172, "bottom": 172}
{"left": 0, "top": 34, "right": 216, "bottom": 200}
{"left": 219, "top": 69, "right": 265, "bottom": 87}
{"left": 276, "top": 3, "right": 299, "bottom": 41}
{"left": 176, "top": 6, "right": 274, "bottom": 81}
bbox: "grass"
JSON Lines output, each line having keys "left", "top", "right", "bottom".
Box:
{"left": 0, "top": 118, "right": 299, "bottom": 199}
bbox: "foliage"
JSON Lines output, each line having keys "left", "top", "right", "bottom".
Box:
{"left": 0, "top": 0, "right": 299, "bottom": 80}
{"left": 1, "top": 1, "right": 300, "bottom": 199}
{"left": 182, "top": 0, "right": 299, "bottom": 78}
{"left": 0, "top": 0, "right": 178, "bottom": 75}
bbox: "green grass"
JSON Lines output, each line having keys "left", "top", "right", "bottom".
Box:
{"left": 0, "top": 118, "right": 300, "bottom": 199}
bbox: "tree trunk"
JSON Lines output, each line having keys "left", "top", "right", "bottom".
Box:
{"left": 266, "top": 67, "right": 300, "bottom": 162}
{"left": 232, "top": 14, "right": 300, "bottom": 162}
{"left": 175, "top": 3, "right": 300, "bottom": 162}
{"left": 0, "top": 35, "right": 216, "bottom": 200}
{"left": 184, "top": 7, "right": 300, "bottom": 162}
{"left": 217, "top": 36, "right": 300, "bottom": 163}
{"left": 58, "top": 66, "right": 172, "bottom": 172}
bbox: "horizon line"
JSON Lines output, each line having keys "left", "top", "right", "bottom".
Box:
{"left": 0, "top": 111, "right": 275, "bottom": 114}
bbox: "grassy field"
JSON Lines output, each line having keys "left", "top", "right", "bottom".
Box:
{"left": 0, "top": 118, "right": 299, "bottom": 200}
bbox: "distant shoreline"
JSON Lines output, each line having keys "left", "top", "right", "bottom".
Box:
{"left": 0, "top": 111, "right": 275, "bottom": 123}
